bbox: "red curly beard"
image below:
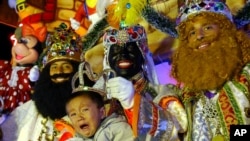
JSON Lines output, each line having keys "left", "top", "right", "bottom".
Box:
{"left": 172, "top": 29, "right": 243, "bottom": 92}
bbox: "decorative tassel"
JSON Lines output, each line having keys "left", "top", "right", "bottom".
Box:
{"left": 82, "top": 17, "right": 109, "bottom": 51}
{"left": 233, "top": 2, "right": 250, "bottom": 29}
{"left": 141, "top": 5, "right": 178, "bottom": 37}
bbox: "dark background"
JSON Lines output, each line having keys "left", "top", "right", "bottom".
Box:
{"left": 0, "top": 23, "right": 15, "bottom": 61}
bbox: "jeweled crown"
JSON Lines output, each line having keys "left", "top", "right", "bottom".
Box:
{"left": 176, "top": 0, "right": 233, "bottom": 25}
{"left": 103, "top": 25, "right": 149, "bottom": 57}
{"left": 44, "top": 23, "right": 83, "bottom": 65}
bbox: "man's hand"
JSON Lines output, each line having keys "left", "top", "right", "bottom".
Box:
{"left": 106, "top": 77, "right": 135, "bottom": 109}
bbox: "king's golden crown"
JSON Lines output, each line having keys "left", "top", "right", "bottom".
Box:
{"left": 44, "top": 23, "right": 83, "bottom": 65}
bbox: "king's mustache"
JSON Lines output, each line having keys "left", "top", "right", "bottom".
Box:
{"left": 50, "top": 73, "right": 72, "bottom": 79}
{"left": 193, "top": 37, "right": 215, "bottom": 47}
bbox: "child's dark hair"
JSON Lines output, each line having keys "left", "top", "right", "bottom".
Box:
{"left": 66, "top": 90, "right": 105, "bottom": 109}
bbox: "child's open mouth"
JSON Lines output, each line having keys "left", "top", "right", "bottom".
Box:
{"left": 80, "top": 123, "right": 89, "bottom": 129}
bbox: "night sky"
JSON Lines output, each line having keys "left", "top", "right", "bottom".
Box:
{"left": 0, "top": 23, "right": 15, "bottom": 61}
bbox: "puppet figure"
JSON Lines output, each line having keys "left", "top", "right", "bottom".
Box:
{"left": 0, "top": 24, "right": 44, "bottom": 114}
{"left": 8, "top": 0, "right": 55, "bottom": 32}
{"left": 70, "top": 0, "right": 107, "bottom": 37}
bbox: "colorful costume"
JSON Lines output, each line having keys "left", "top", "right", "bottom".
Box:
{"left": 172, "top": 0, "right": 250, "bottom": 140}
{"left": 0, "top": 61, "right": 32, "bottom": 112}
{"left": 0, "top": 24, "right": 44, "bottom": 113}
{"left": 103, "top": 25, "right": 187, "bottom": 140}
{"left": 127, "top": 78, "right": 185, "bottom": 141}
{"left": 181, "top": 64, "right": 250, "bottom": 141}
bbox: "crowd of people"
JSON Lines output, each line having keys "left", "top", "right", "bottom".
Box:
{"left": 1, "top": 0, "right": 250, "bottom": 141}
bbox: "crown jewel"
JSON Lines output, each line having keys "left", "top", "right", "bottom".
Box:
{"left": 44, "top": 23, "right": 83, "bottom": 65}
{"left": 103, "top": 25, "right": 147, "bottom": 45}
{"left": 176, "top": 0, "right": 233, "bottom": 25}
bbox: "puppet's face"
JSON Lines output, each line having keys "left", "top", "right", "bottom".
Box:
{"left": 11, "top": 35, "right": 39, "bottom": 65}
{"left": 66, "top": 95, "right": 105, "bottom": 138}
{"left": 108, "top": 42, "right": 144, "bottom": 79}
{"left": 49, "top": 60, "right": 74, "bottom": 83}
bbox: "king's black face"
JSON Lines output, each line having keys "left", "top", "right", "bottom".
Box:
{"left": 108, "top": 42, "right": 144, "bottom": 79}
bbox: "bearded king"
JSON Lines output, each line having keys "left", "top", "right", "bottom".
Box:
{"left": 171, "top": 0, "right": 250, "bottom": 141}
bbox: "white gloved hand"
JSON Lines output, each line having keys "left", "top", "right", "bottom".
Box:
{"left": 106, "top": 77, "right": 135, "bottom": 109}
{"left": 70, "top": 18, "right": 80, "bottom": 30}
{"left": 28, "top": 65, "right": 40, "bottom": 82}
{"left": 167, "top": 101, "right": 187, "bottom": 133}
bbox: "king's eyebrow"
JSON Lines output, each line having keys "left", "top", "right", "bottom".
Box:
{"left": 187, "top": 26, "right": 195, "bottom": 34}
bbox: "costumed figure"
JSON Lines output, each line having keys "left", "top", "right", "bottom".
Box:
{"left": 81, "top": 0, "right": 180, "bottom": 76}
{"left": 70, "top": 0, "right": 108, "bottom": 37}
{"left": 0, "top": 23, "right": 93, "bottom": 141}
{"left": 8, "top": 0, "right": 56, "bottom": 31}
{"left": 0, "top": 23, "right": 44, "bottom": 115}
{"left": 102, "top": 25, "right": 187, "bottom": 140}
{"left": 172, "top": 0, "right": 250, "bottom": 140}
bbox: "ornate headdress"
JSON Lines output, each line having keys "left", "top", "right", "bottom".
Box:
{"left": 102, "top": 25, "right": 159, "bottom": 84}
{"left": 176, "top": 0, "right": 233, "bottom": 25}
{"left": 103, "top": 25, "right": 148, "bottom": 57}
{"left": 43, "top": 23, "right": 83, "bottom": 66}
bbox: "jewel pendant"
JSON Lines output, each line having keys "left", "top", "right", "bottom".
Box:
{"left": 212, "top": 135, "right": 224, "bottom": 141}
